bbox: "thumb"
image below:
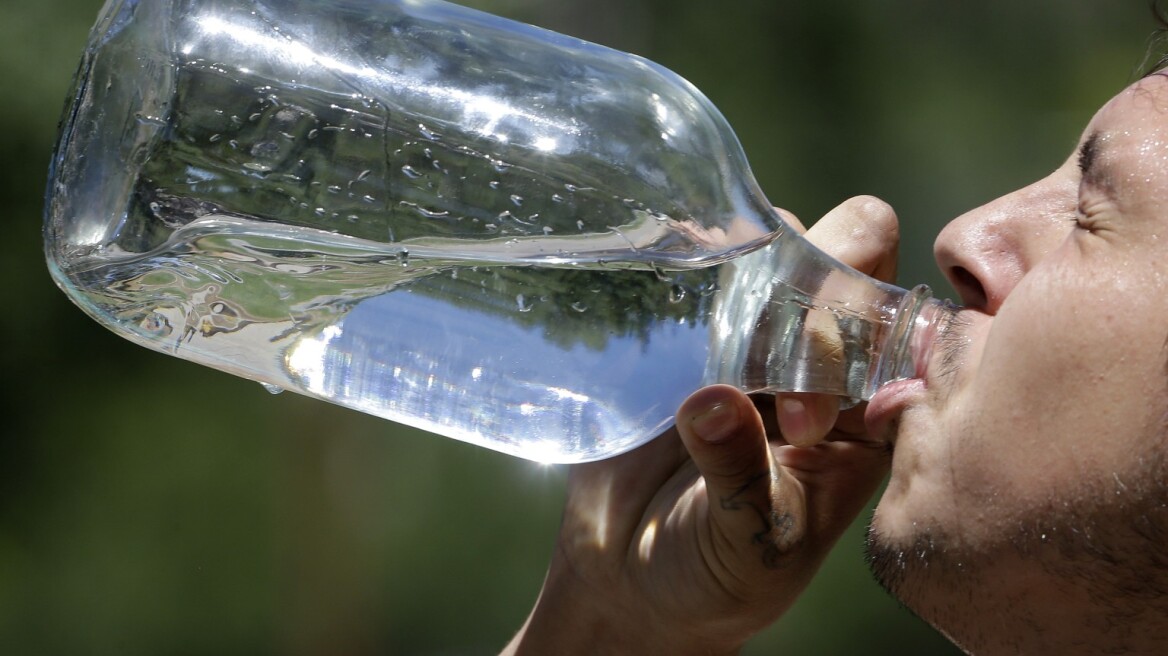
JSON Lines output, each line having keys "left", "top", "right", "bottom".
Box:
{"left": 676, "top": 385, "right": 805, "bottom": 569}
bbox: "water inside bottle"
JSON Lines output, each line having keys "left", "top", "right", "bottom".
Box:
{"left": 60, "top": 214, "right": 740, "bottom": 461}
{"left": 57, "top": 205, "right": 905, "bottom": 462}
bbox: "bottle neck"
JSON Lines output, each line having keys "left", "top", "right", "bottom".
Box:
{"left": 708, "top": 236, "right": 958, "bottom": 402}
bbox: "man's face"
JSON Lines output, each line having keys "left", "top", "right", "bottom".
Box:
{"left": 867, "top": 72, "right": 1168, "bottom": 650}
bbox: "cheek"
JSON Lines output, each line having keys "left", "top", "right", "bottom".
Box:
{"left": 947, "top": 265, "right": 1166, "bottom": 503}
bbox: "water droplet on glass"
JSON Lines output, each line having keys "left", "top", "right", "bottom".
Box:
{"left": 510, "top": 194, "right": 523, "bottom": 206}
{"left": 492, "top": 159, "right": 511, "bottom": 173}
{"left": 488, "top": 180, "right": 500, "bottom": 190}
{"left": 551, "top": 193, "right": 565, "bottom": 203}
{"left": 401, "top": 165, "right": 422, "bottom": 179}
{"left": 516, "top": 294, "right": 532, "bottom": 312}
{"left": 669, "top": 284, "right": 687, "bottom": 304}
{"left": 261, "top": 382, "right": 284, "bottom": 395}
{"left": 419, "top": 207, "right": 449, "bottom": 219}
{"left": 571, "top": 301, "right": 588, "bottom": 313}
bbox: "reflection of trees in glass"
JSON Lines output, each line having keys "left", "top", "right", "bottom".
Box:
{"left": 404, "top": 263, "right": 718, "bottom": 351}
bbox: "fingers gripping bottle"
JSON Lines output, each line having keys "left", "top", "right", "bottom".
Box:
{"left": 45, "top": 0, "right": 954, "bottom": 462}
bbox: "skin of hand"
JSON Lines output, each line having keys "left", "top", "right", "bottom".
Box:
{"left": 502, "top": 196, "right": 900, "bottom": 655}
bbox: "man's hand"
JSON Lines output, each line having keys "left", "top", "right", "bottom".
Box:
{"left": 503, "top": 197, "right": 901, "bottom": 655}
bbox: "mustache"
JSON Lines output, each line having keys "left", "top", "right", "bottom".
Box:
{"left": 930, "top": 310, "right": 972, "bottom": 392}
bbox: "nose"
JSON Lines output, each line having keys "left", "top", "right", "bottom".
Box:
{"left": 933, "top": 171, "right": 1077, "bottom": 313}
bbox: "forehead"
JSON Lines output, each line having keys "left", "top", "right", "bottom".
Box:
{"left": 1091, "top": 72, "right": 1168, "bottom": 140}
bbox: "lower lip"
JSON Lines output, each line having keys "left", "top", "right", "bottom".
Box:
{"left": 864, "top": 377, "right": 925, "bottom": 437}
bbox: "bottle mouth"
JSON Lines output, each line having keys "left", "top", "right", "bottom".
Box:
{"left": 865, "top": 284, "right": 957, "bottom": 398}
{"left": 908, "top": 292, "right": 960, "bottom": 382}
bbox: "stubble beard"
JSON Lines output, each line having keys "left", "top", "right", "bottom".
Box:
{"left": 863, "top": 444, "right": 1168, "bottom": 654}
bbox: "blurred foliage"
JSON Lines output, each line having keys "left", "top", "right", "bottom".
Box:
{"left": 1, "top": 0, "right": 1155, "bottom": 654}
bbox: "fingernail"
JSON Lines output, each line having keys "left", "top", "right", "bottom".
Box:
{"left": 779, "top": 397, "right": 804, "bottom": 418}
{"left": 689, "top": 401, "right": 740, "bottom": 443}
{"left": 778, "top": 397, "right": 811, "bottom": 446}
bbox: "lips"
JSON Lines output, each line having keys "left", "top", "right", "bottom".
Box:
{"left": 864, "top": 377, "right": 925, "bottom": 440}
{"left": 863, "top": 306, "right": 975, "bottom": 440}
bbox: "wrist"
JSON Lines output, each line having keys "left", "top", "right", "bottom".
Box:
{"left": 502, "top": 564, "right": 743, "bottom": 656}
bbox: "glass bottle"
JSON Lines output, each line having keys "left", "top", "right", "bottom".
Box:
{"left": 44, "top": 0, "right": 955, "bottom": 463}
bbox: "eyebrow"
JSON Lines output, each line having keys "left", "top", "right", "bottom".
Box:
{"left": 1078, "top": 131, "right": 1101, "bottom": 178}
{"left": 1077, "top": 130, "right": 1114, "bottom": 191}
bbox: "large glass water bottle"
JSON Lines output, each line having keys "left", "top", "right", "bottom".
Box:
{"left": 45, "top": 0, "right": 955, "bottom": 463}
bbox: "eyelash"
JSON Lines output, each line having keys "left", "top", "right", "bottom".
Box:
{"left": 1074, "top": 194, "right": 1103, "bottom": 232}
{"left": 1073, "top": 201, "right": 1092, "bottom": 230}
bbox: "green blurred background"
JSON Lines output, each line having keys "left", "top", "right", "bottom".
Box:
{"left": 2, "top": 0, "right": 1155, "bottom": 654}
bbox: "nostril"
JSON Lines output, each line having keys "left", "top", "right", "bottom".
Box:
{"left": 950, "top": 266, "right": 988, "bottom": 309}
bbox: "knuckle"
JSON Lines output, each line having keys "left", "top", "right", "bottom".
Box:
{"left": 851, "top": 195, "right": 900, "bottom": 247}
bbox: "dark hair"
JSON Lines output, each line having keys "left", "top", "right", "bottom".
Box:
{"left": 1144, "top": 0, "right": 1168, "bottom": 75}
